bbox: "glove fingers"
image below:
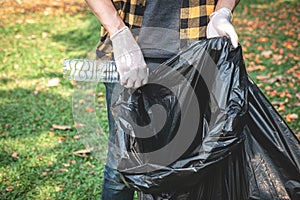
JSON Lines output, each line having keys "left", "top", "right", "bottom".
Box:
{"left": 206, "top": 22, "right": 219, "bottom": 39}
{"left": 206, "top": 7, "right": 238, "bottom": 48}
{"left": 125, "top": 78, "right": 134, "bottom": 88}
{"left": 206, "top": 22, "right": 238, "bottom": 49}
{"left": 120, "top": 76, "right": 127, "bottom": 87}
{"left": 111, "top": 26, "right": 148, "bottom": 88}
{"left": 119, "top": 67, "right": 149, "bottom": 88}
{"left": 223, "top": 24, "right": 239, "bottom": 48}
{"left": 133, "top": 68, "right": 148, "bottom": 88}
{"left": 120, "top": 68, "right": 132, "bottom": 87}
{"left": 140, "top": 68, "right": 148, "bottom": 86}
{"left": 142, "top": 75, "right": 148, "bottom": 86}
{"left": 134, "top": 78, "right": 142, "bottom": 89}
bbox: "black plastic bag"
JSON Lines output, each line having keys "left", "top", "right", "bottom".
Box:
{"left": 110, "top": 37, "right": 300, "bottom": 199}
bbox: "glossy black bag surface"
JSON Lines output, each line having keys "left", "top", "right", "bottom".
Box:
{"left": 111, "top": 38, "right": 300, "bottom": 199}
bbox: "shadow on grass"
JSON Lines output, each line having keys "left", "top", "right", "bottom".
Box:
{"left": 0, "top": 146, "right": 103, "bottom": 199}
{"left": 0, "top": 87, "right": 73, "bottom": 139}
{"left": 0, "top": 87, "right": 104, "bottom": 199}
{"left": 51, "top": 15, "right": 101, "bottom": 58}
{"left": 0, "top": 78, "right": 15, "bottom": 85}
{"left": 22, "top": 72, "right": 64, "bottom": 80}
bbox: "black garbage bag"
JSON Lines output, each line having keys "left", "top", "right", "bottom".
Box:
{"left": 110, "top": 37, "right": 300, "bottom": 199}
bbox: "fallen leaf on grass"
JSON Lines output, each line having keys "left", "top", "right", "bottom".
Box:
{"left": 85, "top": 107, "right": 94, "bottom": 113}
{"left": 286, "top": 66, "right": 298, "bottom": 74}
{"left": 55, "top": 186, "right": 63, "bottom": 192}
{"left": 73, "top": 148, "right": 93, "bottom": 157}
{"left": 294, "top": 102, "right": 300, "bottom": 107}
{"left": 47, "top": 78, "right": 60, "bottom": 87}
{"left": 59, "top": 47, "right": 66, "bottom": 52}
{"left": 5, "top": 186, "right": 14, "bottom": 191}
{"left": 97, "top": 92, "right": 104, "bottom": 97}
{"left": 283, "top": 41, "right": 294, "bottom": 50}
{"left": 25, "top": 19, "right": 35, "bottom": 24}
{"left": 52, "top": 124, "right": 71, "bottom": 131}
{"left": 57, "top": 168, "right": 68, "bottom": 173}
{"left": 73, "top": 135, "right": 81, "bottom": 139}
{"left": 42, "top": 32, "right": 48, "bottom": 38}
{"left": 286, "top": 113, "right": 298, "bottom": 123}
{"left": 295, "top": 71, "right": 300, "bottom": 81}
{"left": 79, "top": 99, "right": 86, "bottom": 104}
{"left": 272, "top": 54, "right": 283, "bottom": 62}
{"left": 11, "top": 152, "right": 19, "bottom": 158}
{"left": 279, "top": 91, "right": 292, "bottom": 98}
{"left": 277, "top": 104, "right": 285, "bottom": 112}
{"left": 85, "top": 161, "right": 96, "bottom": 169}
{"left": 254, "top": 56, "right": 262, "bottom": 64}
{"left": 62, "top": 163, "right": 70, "bottom": 167}
{"left": 48, "top": 131, "right": 55, "bottom": 137}
{"left": 14, "top": 34, "right": 23, "bottom": 39}
{"left": 40, "top": 172, "right": 47, "bottom": 177}
{"left": 248, "top": 65, "right": 265, "bottom": 72}
{"left": 256, "top": 75, "right": 270, "bottom": 81}
{"left": 271, "top": 101, "right": 285, "bottom": 106}
{"left": 37, "top": 155, "right": 45, "bottom": 161}
{"left": 85, "top": 161, "right": 91, "bottom": 165}
{"left": 0, "top": 132, "right": 9, "bottom": 136}
{"left": 74, "top": 122, "right": 86, "bottom": 129}
{"left": 57, "top": 136, "right": 66, "bottom": 143}
{"left": 2, "top": 57, "right": 8, "bottom": 63}
{"left": 267, "top": 90, "right": 277, "bottom": 97}
{"left": 27, "top": 35, "right": 36, "bottom": 40}
{"left": 35, "top": 85, "right": 46, "bottom": 93}
{"left": 265, "top": 77, "right": 279, "bottom": 84}
{"left": 296, "top": 93, "right": 300, "bottom": 101}
{"left": 70, "top": 160, "right": 76, "bottom": 164}
{"left": 270, "top": 42, "right": 277, "bottom": 50}
{"left": 257, "top": 37, "right": 269, "bottom": 42}
{"left": 98, "top": 97, "right": 105, "bottom": 102}
{"left": 261, "top": 50, "right": 273, "bottom": 58}
{"left": 264, "top": 85, "right": 273, "bottom": 91}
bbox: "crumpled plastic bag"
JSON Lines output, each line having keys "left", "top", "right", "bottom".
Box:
{"left": 110, "top": 37, "right": 300, "bottom": 200}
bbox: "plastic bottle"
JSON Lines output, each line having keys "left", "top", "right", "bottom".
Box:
{"left": 63, "top": 59, "right": 119, "bottom": 82}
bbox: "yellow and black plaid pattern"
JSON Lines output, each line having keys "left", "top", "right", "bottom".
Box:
{"left": 113, "top": 0, "right": 146, "bottom": 28}
{"left": 180, "top": 0, "right": 215, "bottom": 40}
{"left": 97, "top": 0, "right": 217, "bottom": 59}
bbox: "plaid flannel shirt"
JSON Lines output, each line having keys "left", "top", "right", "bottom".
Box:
{"left": 96, "top": 0, "right": 217, "bottom": 59}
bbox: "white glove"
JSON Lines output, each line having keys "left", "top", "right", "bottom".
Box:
{"left": 110, "top": 26, "right": 148, "bottom": 88}
{"left": 206, "top": 7, "right": 238, "bottom": 48}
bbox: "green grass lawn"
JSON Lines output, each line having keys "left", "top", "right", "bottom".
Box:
{"left": 0, "top": 0, "right": 299, "bottom": 199}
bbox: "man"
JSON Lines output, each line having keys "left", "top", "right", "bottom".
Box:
{"left": 85, "top": 0, "right": 240, "bottom": 199}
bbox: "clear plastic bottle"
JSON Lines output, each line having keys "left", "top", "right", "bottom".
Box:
{"left": 63, "top": 59, "right": 119, "bottom": 82}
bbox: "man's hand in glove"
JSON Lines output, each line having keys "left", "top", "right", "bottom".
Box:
{"left": 206, "top": 7, "right": 238, "bottom": 48}
{"left": 111, "top": 26, "right": 148, "bottom": 88}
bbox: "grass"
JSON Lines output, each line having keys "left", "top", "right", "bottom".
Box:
{"left": 0, "top": 0, "right": 299, "bottom": 199}
{"left": 0, "top": 1, "right": 107, "bottom": 199}
{"left": 234, "top": 0, "right": 300, "bottom": 132}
